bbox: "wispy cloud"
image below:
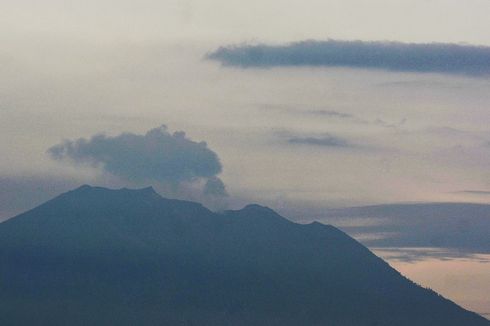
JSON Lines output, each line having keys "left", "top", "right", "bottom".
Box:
{"left": 207, "top": 40, "right": 490, "bottom": 76}
{"left": 454, "top": 190, "right": 490, "bottom": 195}
{"left": 287, "top": 134, "right": 351, "bottom": 148}
{"left": 305, "top": 110, "right": 354, "bottom": 119}
{"left": 261, "top": 104, "right": 405, "bottom": 130}
{"left": 374, "top": 247, "right": 490, "bottom": 263}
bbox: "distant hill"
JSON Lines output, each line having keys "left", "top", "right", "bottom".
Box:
{"left": 0, "top": 185, "right": 488, "bottom": 325}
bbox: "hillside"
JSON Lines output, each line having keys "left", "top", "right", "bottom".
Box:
{"left": 0, "top": 185, "right": 488, "bottom": 325}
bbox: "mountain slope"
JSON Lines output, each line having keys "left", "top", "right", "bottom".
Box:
{"left": 0, "top": 185, "right": 488, "bottom": 326}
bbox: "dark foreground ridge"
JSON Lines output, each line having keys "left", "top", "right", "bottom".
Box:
{"left": 0, "top": 185, "right": 488, "bottom": 326}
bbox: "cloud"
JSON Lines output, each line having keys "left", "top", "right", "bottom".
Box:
{"left": 262, "top": 104, "right": 405, "bottom": 130}
{"left": 203, "top": 176, "right": 228, "bottom": 196}
{"left": 259, "top": 104, "right": 357, "bottom": 121}
{"left": 377, "top": 80, "right": 465, "bottom": 89}
{"left": 288, "top": 134, "right": 350, "bottom": 147}
{"left": 317, "top": 203, "right": 490, "bottom": 256}
{"left": 454, "top": 190, "right": 490, "bottom": 195}
{"left": 207, "top": 40, "right": 490, "bottom": 76}
{"left": 48, "top": 125, "right": 225, "bottom": 194}
{"left": 305, "top": 110, "right": 353, "bottom": 119}
{"left": 373, "top": 247, "right": 490, "bottom": 263}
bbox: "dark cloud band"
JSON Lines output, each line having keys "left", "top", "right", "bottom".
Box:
{"left": 454, "top": 190, "right": 490, "bottom": 195}
{"left": 288, "top": 135, "right": 350, "bottom": 148}
{"left": 207, "top": 40, "right": 490, "bottom": 76}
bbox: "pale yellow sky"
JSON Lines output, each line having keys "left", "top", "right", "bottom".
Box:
{"left": 383, "top": 252, "right": 490, "bottom": 318}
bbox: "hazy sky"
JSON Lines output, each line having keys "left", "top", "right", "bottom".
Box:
{"left": 3, "top": 0, "right": 490, "bottom": 44}
{"left": 2, "top": 0, "right": 490, "bottom": 212}
{"left": 2, "top": 0, "right": 490, "bottom": 211}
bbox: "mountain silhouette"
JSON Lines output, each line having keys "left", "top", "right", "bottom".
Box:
{"left": 0, "top": 185, "right": 488, "bottom": 326}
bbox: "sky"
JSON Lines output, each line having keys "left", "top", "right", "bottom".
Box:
{"left": 1, "top": 0, "right": 490, "bottom": 317}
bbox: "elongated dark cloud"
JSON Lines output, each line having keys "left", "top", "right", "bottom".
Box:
{"left": 298, "top": 108, "right": 404, "bottom": 129}
{"left": 48, "top": 126, "right": 225, "bottom": 191}
{"left": 207, "top": 40, "right": 490, "bottom": 76}
{"left": 373, "top": 247, "right": 490, "bottom": 263}
{"left": 305, "top": 110, "right": 353, "bottom": 118}
{"left": 266, "top": 104, "right": 405, "bottom": 129}
{"left": 455, "top": 190, "right": 490, "bottom": 195}
{"left": 317, "top": 203, "right": 490, "bottom": 256}
{"left": 288, "top": 134, "right": 350, "bottom": 147}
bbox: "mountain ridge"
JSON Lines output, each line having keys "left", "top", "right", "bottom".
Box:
{"left": 0, "top": 185, "right": 488, "bottom": 325}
